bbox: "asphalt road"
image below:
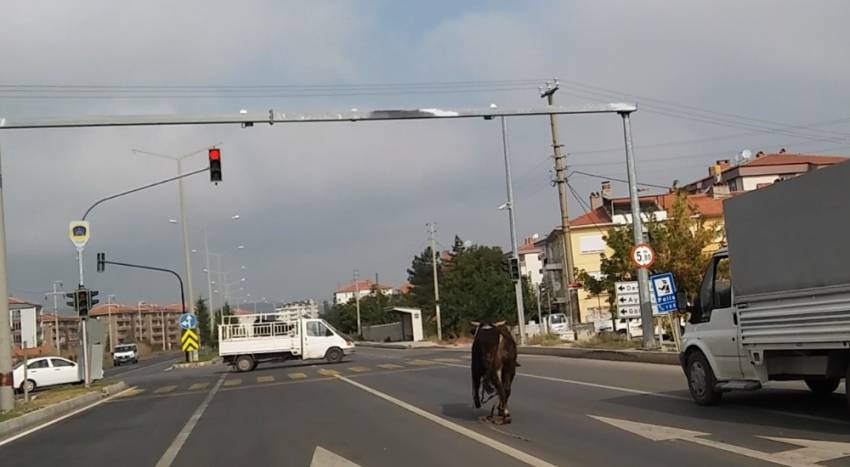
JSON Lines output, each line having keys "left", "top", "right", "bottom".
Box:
{"left": 2, "top": 347, "right": 848, "bottom": 467}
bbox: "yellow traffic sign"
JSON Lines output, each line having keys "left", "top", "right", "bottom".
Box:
{"left": 181, "top": 329, "right": 199, "bottom": 351}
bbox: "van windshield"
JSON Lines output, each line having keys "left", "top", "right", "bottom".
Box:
{"left": 115, "top": 345, "right": 136, "bottom": 353}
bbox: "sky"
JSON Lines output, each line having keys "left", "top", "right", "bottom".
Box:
{"left": 2, "top": 0, "right": 850, "bottom": 310}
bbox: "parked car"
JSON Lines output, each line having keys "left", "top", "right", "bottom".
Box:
{"left": 113, "top": 343, "right": 139, "bottom": 366}
{"left": 12, "top": 356, "right": 80, "bottom": 393}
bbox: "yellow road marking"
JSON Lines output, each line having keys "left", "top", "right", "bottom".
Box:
{"left": 115, "top": 387, "right": 145, "bottom": 398}
{"left": 223, "top": 379, "right": 242, "bottom": 387}
{"left": 288, "top": 372, "right": 307, "bottom": 380}
{"left": 407, "top": 359, "right": 433, "bottom": 366}
{"left": 377, "top": 363, "right": 404, "bottom": 370}
{"left": 348, "top": 366, "right": 370, "bottom": 373}
{"left": 433, "top": 358, "right": 463, "bottom": 363}
{"left": 257, "top": 375, "right": 275, "bottom": 383}
{"left": 188, "top": 382, "right": 210, "bottom": 391}
{"left": 318, "top": 369, "right": 340, "bottom": 376}
{"left": 154, "top": 385, "right": 178, "bottom": 394}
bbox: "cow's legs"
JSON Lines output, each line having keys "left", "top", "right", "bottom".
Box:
{"left": 499, "top": 367, "right": 515, "bottom": 424}
{"left": 489, "top": 371, "right": 508, "bottom": 424}
{"left": 472, "top": 374, "right": 482, "bottom": 408}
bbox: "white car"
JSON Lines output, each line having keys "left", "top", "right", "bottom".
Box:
{"left": 13, "top": 357, "right": 81, "bottom": 393}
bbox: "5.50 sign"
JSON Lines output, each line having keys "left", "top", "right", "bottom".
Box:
{"left": 630, "top": 243, "right": 655, "bottom": 269}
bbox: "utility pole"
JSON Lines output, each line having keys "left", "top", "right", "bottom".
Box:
{"left": 541, "top": 79, "right": 580, "bottom": 328}
{"left": 107, "top": 294, "right": 116, "bottom": 352}
{"left": 499, "top": 117, "right": 527, "bottom": 345}
{"left": 427, "top": 223, "right": 442, "bottom": 341}
{"left": 205, "top": 231, "right": 214, "bottom": 338}
{"left": 620, "top": 112, "right": 657, "bottom": 349}
{"left": 353, "top": 269, "right": 361, "bottom": 336}
{"left": 0, "top": 145, "right": 14, "bottom": 412}
{"left": 45, "top": 281, "right": 64, "bottom": 353}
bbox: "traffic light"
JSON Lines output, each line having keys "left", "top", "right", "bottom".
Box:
{"left": 509, "top": 257, "right": 521, "bottom": 282}
{"left": 65, "top": 290, "right": 79, "bottom": 311}
{"left": 89, "top": 289, "right": 100, "bottom": 308}
{"left": 209, "top": 148, "right": 222, "bottom": 184}
{"left": 97, "top": 252, "right": 105, "bottom": 272}
{"left": 77, "top": 288, "right": 89, "bottom": 316}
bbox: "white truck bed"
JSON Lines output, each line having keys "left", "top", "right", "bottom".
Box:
{"left": 219, "top": 320, "right": 302, "bottom": 357}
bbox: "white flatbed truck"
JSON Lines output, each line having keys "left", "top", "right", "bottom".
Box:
{"left": 218, "top": 313, "right": 355, "bottom": 372}
{"left": 680, "top": 160, "right": 850, "bottom": 406}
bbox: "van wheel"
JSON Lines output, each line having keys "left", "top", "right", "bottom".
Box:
{"left": 235, "top": 355, "right": 255, "bottom": 372}
{"left": 325, "top": 347, "right": 343, "bottom": 364}
{"left": 805, "top": 378, "right": 840, "bottom": 396}
{"left": 686, "top": 351, "right": 722, "bottom": 406}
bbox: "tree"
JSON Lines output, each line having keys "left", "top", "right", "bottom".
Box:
{"left": 194, "top": 297, "right": 211, "bottom": 345}
{"left": 406, "top": 246, "right": 439, "bottom": 333}
{"left": 212, "top": 302, "right": 232, "bottom": 347}
{"left": 441, "top": 245, "right": 517, "bottom": 337}
{"left": 575, "top": 270, "right": 611, "bottom": 327}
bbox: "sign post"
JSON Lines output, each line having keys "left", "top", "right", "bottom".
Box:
{"left": 68, "top": 221, "right": 91, "bottom": 387}
{"left": 180, "top": 312, "right": 200, "bottom": 355}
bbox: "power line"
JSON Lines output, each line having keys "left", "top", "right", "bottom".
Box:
{"left": 569, "top": 170, "right": 672, "bottom": 190}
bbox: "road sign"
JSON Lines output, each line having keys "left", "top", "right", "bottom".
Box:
{"left": 181, "top": 329, "right": 199, "bottom": 351}
{"left": 179, "top": 313, "right": 198, "bottom": 330}
{"left": 650, "top": 272, "right": 678, "bottom": 313}
{"left": 615, "top": 280, "right": 661, "bottom": 318}
{"left": 630, "top": 243, "right": 655, "bottom": 269}
{"left": 69, "top": 221, "right": 91, "bottom": 249}
{"left": 615, "top": 281, "right": 639, "bottom": 294}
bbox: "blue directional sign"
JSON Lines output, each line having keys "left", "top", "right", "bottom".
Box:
{"left": 179, "top": 313, "right": 198, "bottom": 330}
{"left": 649, "top": 272, "right": 678, "bottom": 313}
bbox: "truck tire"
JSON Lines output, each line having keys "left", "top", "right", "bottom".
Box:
{"left": 804, "top": 378, "right": 840, "bottom": 396}
{"left": 686, "top": 351, "right": 722, "bottom": 406}
{"left": 235, "top": 355, "right": 255, "bottom": 372}
{"left": 325, "top": 347, "right": 343, "bottom": 364}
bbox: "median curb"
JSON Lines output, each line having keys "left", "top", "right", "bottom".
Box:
{"left": 0, "top": 381, "right": 128, "bottom": 442}
{"left": 356, "top": 341, "right": 452, "bottom": 350}
{"left": 518, "top": 346, "right": 680, "bottom": 365}
{"left": 170, "top": 358, "right": 221, "bottom": 370}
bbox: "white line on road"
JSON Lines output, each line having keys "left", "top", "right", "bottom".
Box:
{"left": 154, "top": 373, "right": 226, "bottom": 467}
{"left": 106, "top": 356, "right": 181, "bottom": 379}
{"left": 0, "top": 386, "right": 135, "bottom": 447}
{"left": 335, "top": 374, "right": 557, "bottom": 467}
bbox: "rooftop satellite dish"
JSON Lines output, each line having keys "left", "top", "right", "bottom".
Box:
{"left": 741, "top": 149, "right": 753, "bottom": 159}
{"left": 463, "top": 240, "right": 473, "bottom": 248}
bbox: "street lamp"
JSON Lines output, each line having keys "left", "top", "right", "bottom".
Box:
{"left": 107, "top": 294, "right": 117, "bottom": 352}
{"left": 137, "top": 301, "right": 146, "bottom": 342}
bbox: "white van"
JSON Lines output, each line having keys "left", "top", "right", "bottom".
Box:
{"left": 218, "top": 313, "right": 355, "bottom": 372}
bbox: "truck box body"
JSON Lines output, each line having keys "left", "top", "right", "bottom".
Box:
{"left": 724, "top": 161, "right": 850, "bottom": 347}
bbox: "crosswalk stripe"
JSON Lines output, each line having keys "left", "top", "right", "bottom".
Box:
{"left": 318, "top": 369, "right": 340, "bottom": 377}
{"left": 223, "top": 379, "right": 242, "bottom": 387}
{"left": 407, "top": 359, "right": 433, "bottom": 366}
{"left": 257, "top": 375, "right": 275, "bottom": 383}
{"left": 188, "top": 382, "right": 210, "bottom": 391}
{"left": 154, "top": 385, "right": 178, "bottom": 394}
{"left": 433, "top": 358, "right": 463, "bottom": 363}
{"left": 288, "top": 372, "right": 307, "bottom": 380}
{"left": 116, "top": 387, "right": 145, "bottom": 398}
{"left": 348, "top": 366, "right": 370, "bottom": 373}
{"left": 377, "top": 363, "right": 404, "bottom": 370}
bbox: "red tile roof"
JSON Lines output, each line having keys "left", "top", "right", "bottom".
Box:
{"left": 336, "top": 280, "right": 392, "bottom": 294}
{"left": 89, "top": 303, "right": 185, "bottom": 317}
{"left": 569, "top": 192, "right": 725, "bottom": 227}
{"left": 9, "top": 297, "right": 38, "bottom": 307}
{"left": 399, "top": 282, "right": 413, "bottom": 294}
{"left": 741, "top": 153, "right": 847, "bottom": 168}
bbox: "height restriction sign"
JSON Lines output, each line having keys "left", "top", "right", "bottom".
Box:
{"left": 630, "top": 243, "right": 655, "bottom": 269}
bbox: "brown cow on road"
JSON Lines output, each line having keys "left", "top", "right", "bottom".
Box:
{"left": 471, "top": 320, "right": 518, "bottom": 424}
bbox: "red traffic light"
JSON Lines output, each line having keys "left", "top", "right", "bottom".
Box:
{"left": 209, "top": 148, "right": 221, "bottom": 161}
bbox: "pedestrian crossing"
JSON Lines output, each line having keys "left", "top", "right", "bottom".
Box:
{"left": 129, "top": 356, "right": 465, "bottom": 398}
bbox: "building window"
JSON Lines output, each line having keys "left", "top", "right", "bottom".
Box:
{"left": 579, "top": 235, "right": 606, "bottom": 254}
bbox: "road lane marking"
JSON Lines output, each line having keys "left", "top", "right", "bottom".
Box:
{"left": 257, "top": 375, "right": 275, "bottom": 383}
{"left": 591, "top": 415, "right": 850, "bottom": 466}
{"left": 377, "top": 363, "right": 404, "bottom": 370}
{"left": 188, "top": 382, "right": 209, "bottom": 391}
{"left": 223, "top": 379, "right": 241, "bottom": 387}
{"left": 105, "top": 355, "right": 182, "bottom": 379}
{"left": 437, "top": 361, "right": 687, "bottom": 401}
{"left": 407, "top": 359, "right": 433, "bottom": 366}
{"left": 114, "top": 387, "right": 145, "bottom": 398}
{"left": 318, "top": 369, "right": 340, "bottom": 377}
{"left": 0, "top": 386, "right": 134, "bottom": 447}
{"left": 433, "top": 358, "right": 463, "bottom": 363}
{"left": 335, "top": 375, "right": 556, "bottom": 467}
{"left": 154, "top": 374, "right": 226, "bottom": 467}
{"left": 154, "top": 385, "right": 178, "bottom": 394}
{"left": 288, "top": 372, "right": 308, "bottom": 380}
{"left": 311, "top": 446, "right": 360, "bottom": 467}
{"left": 348, "top": 366, "right": 370, "bottom": 373}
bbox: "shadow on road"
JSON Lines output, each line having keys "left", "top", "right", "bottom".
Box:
{"left": 440, "top": 403, "right": 481, "bottom": 421}
{"left": 212, "top": 359, "right": 347, "bottom": 374}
